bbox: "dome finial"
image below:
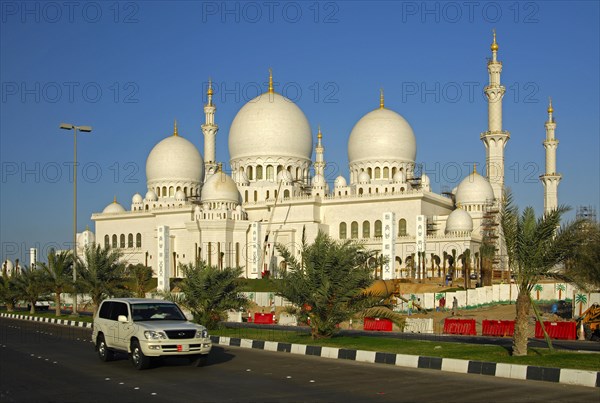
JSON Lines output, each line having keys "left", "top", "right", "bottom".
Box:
{"left": 491, "top": 29, "right": 499, "bottom": 52}
{"left": 85, "top": 224, "right": 89, "bottom": 231}
{"left": 547, "top": 96, "right": 553, "bottom": 114}
{"left": 217, "top": 162, "right": 222, "bottom": 172}
{"left": 207, "top": 77, "right": 213, "bottom": 96}
{"left": 113, "top": 195, "right": 117, "bottom": 204}
{"left": 379, "top": 88, "right": 385, "bottom": 109}
{"left": 473, "top": 163, "right": 477, "bottom": 174}
{"left": 317, "top": 124, "right": 322, "bottom": 139}
{"left": 173, "top": 119, "right": 179, "bottom": 136}
{"left": 268, "top": 68, "right": 274, "bottom": 94}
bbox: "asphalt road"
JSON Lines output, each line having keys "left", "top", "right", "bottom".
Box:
{"left": 0, "top": 318, "right": 598, "bottom": 402}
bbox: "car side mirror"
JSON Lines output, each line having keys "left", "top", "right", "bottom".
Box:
{"left": 118, "top": 315, "right": 128, "bottom": 323}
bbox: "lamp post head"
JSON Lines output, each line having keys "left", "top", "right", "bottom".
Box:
{"left": 59, "top": 123, "right": 92, "bottom": 132}
{"left": 60, "top": 123, "right": 74, "bottom": 130}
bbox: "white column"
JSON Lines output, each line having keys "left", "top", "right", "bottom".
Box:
{"left": 249, "top": 222, "right": 262, "bottom": 279}
{"left": 29, "top": 248, "right": 37, "bottom": 270}
{"left": 157, "top": 225, "right": 170, "bottom": 292}
{"left": 415, "top": 215, "right": 426, "bottom": 280}
{"left": 382, "top": 212, "right": 396, "bottom": 280}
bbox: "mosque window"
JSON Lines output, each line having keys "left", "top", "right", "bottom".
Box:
{"left": 128, "top": 234, "right": 133, "bottom": 248}
{"left": 392, "top": 167, "right": 397, "bottom": 178}
{"left": 359, "top": 188, "right": 363, "bottom": 195}
{"left": 156, "top": 187, "right": 161, "bottom": 197}
{"left": 351, "top": 221, "right": 358, "bottom": 239}
{"left": 169, "top": 187, "right": 174, "bottom": 197}
{"left": 245, "top": 190, "right": 248, "bottom": 202}
{"left": 383, "top": 167, "right": 389, "bottom": 178}
{"left": 266, "top": 190, "right": 270, "bottom": 200}
{"left": 375, "top": 220, "right": 382, "bottom": 238}
{"left": 176, "top": 186, "right": 181, "bottom": 192}
{"left": 277, "top": 165, "right": 283, "bottom": 175}
{"left": 104, "top": 235, "right": 109, "bottom": 249}
{"left": 256, "top": 165, "right": 263, "bottom": 180}
{"left": 247, "top": 166, "right": 253, "bottom": 180}
{"left": 274, "top": 190, "right": 278, "bottom": 199}
{"left": 367, "top": 167, "right": 372, "bottom": 179}
{"left": 162, "top": 186, "right": 167, "bottom": 197}
{"left": 266, "top": 165, "right": 274, "bottom": 180}
{"left": 253, "top": 191, "right": 257, "bottom": 202}
{"left": 236, "top": 242, "right": 240, "bottom": 267}
{"left": 339, "top": 222, "right": 347, "bottom": 239}
{"left": 184, "top": 187, "right": 188, "bottom": 196}
{"left": 284, "top": 189, "right": 290, "bottom": 199}
{"left": 136, "top": 233, "right": 142, "bottom": 248}
{"left": 398, "top": 219, "right": 407, "bottom": 236}
{"left": 375, "top": 167, "right": 381, "bottom": 179}
{"left": 296, "top": 167, "right": 301, "bottom": 179}
{"left": 120, "top": 234, "right": 125, "bottom": 248}
{"left": 112, "top": 235, "right": 117, "bottom": 248}
{"left": 362, "top": 221, "right": 370, "bottom": 238}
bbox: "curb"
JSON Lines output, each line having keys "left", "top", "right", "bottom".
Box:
{"left": 209, "top": 335, "right": 600, "bottom": 389}
{"left": 2, "top": 313, "right": 597, "bottom": 388}
{"left": 1, "top": 312, "right": 93, "bottom": 328}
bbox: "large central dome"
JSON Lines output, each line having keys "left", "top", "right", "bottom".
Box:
{"left": 348, "top": 108, "right": 417, "bottom": 165}
{"left": 229, "top": 92, "right": 312, "bottom": 162}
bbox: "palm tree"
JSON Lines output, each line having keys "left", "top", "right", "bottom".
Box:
{"left": 276, "top": 231, "right": 402, "bottom": 339}
{"left": 575, "top": 293, "right": 588, "bottom": 316}
{"left": 534, "top": 284, "right": 543, "bottom": 300}
{"left": 442, "top": 251, "right": 448, "bottom": 281}
{"left": 556, "top": 283, "right": 566, "bottom": 300}
{"left": 13, "top": 269, "right": 47, "bottom": 314}
{"left": 39, "top": 249, "right": 73, "bottom": 316}
{"left": 126, "top": 263, "right": 154, "bottom": 298}
{"left": 501, "top": 193, "right": 583, "bottom": 356}
{"left": 78, "top": 244, "right": 130, "bottom": 315}
{"left": 164, "top": 261, "right": 248, "bottom": 329}
{"left": 0, "top": 272, "right": 19, "bottom": 311}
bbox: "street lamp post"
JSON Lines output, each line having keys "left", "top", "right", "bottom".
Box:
{"left": 60, "top": 123, "right": 92, "bottom": 316}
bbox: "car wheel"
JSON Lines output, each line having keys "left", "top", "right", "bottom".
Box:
{"left": 97, "top": 334, "right": 114, "bottom": 362}
{"left": 130, "top": 340, "right": 151, "bottom": 370}
{"left": 190, "top": 354, "right": 209, "bottom": 367}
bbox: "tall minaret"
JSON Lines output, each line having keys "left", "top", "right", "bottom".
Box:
{"left": 314, "top": 125, "right": 325, "bottom": 177}
{"left": 481, "top": 30, "right": 510, "bottom": 202}
{"left": 201, "top": 78, "right": 218, "bottom": 178}
{"left": 540, "top": 98, "right": 561, "bottom": 213}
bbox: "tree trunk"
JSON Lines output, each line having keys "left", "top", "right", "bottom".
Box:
{"left": 6, "top": 302, "right": 14, "bottom": 312}
{"left": 512, "top": 291, "right": 531, "bottom": 356}
{"left": 55, "top": 291, "right": 61, "bottom": 317}
{"left": 30, "top": 300, "right": 36, "bottom": 314}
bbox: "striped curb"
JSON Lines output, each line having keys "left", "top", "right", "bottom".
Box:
{"left": 2, "top": 313, "right": 597, "bottom": 388}
{"left": 1, "top": 312, "right": 93, "bottom": 328}
{"left": 209, "top": 335, "right": 600, "bottom": 388}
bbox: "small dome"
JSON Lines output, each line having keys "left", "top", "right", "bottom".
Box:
{"left": 277, "top": 169, "right": 293, "bottom": 183}
{"left": 2, "top": 259, "right": 14, "bottom": 273}
{"left": 312, "top": 174, "right": 326, "bottom": 187}
{"left": 455, "top": 170, "right": 494, "bottom": 205}
{"left": 175, "top": 190, "right": 186, "bottom": 201}
{"left": 421, "top": 173, "right": 431, "bottom": 191}
{"left": 132, "top": 193, "right": 143, "bottom": 204}
{"left": 145, "top": 190, "right": 158, "bottom": 201}
{"left": 238, "top": 170, "right": 249, "bottom": 185}
{"left": 358, "top": 171, "right": 370, "bottom": 184}
{"left": 146, "top": 131, "right": 204, "bottom": 187}
{"left": 348, "top": 108, "right": 416, "bottom": 166}
{"left": 451, "top": 186, "right": 458, "bottom": 195}
{"left": 393, "top": 170, "right": 406, "bottom": 182}
{"left": 229, "top": 92, "right": 312, "bottom": 162}
{"left": 201, "top": 171, "right": 240, "bottom": 204}
{"left": 445, "top": 208, "right": 473, "bottom": 234}
{"left": 334, "top": 175, "right": 347, "bottom": 187}
{"left": 103, "top": 198, "right": 126, "bottom": 214}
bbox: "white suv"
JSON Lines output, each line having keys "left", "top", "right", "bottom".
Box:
{"left": 92, "top": 298, "right": 212, "bottom": 370}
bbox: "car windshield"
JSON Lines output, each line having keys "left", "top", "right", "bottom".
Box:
{"left": 131, "top": 303, "right": 186, "bottom": 321}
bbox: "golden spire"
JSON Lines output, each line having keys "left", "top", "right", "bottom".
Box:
{"left": 173, "top": 119, "right": 178, "bottom": 136}
{"left": 207, "top": 77, "right": 213, "bottom": 96}
{"left": 317, "top": 125, "right": 322, "bottom": 140}
{"left": 473, "top": 163, "right": 477, "bottom": 174}
{"left": 268, "top": 68, "right": 274, "bottom": 94}
{"left": 86, "top": 224, "right": 89, "bottom": 230}
{"left": 491, "top": 29, "right": 499, "bottom": 52}
{"left": 113, "top": 195, "right": 117, "bottom": 204}
{"left": 379, "top": 88, "right": 385, "bottom": 109}
{"left": 547, "top": 97, "right": 553, "bottom": 114}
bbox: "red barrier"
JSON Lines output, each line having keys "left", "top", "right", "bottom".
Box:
{"left": 482, "top": 320, "right": 515, "bottom": 337}
{"left": 535, "top": 321, "right": 576, "bottom": 340}
{"left": 364, "top": 317, "right": 393, "bottom": 331}
{"left": 253, "top": 313, "right": 274, "bottom": 324}
{"left": 443, "top": 318, "right": 476, "bottom": 335}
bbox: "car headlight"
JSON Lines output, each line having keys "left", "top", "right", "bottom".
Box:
{"left": 144, "top": 330, "right": 167, "bottom": 340}
{"left": 195, "top": 329, "right": 208, "bottom": 338}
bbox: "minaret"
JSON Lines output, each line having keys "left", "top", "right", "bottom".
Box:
{"left": 481, "top": 30, "right": 510, "bottom": 202}
{"left": 201, "top": 78, "right": 218, "bottom": 178}
{"left": 314, "top": 125, "right": 325, "bottom": 177}
{"left": 540, "top": 98, "right": 561, "bottom": 213}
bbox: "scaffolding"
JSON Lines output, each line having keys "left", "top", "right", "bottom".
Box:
{"left": 576, "top": 205, "right": 597, "bottom": 222}
{"left": 481, "top": 199, "right": 501, "bottom": 277}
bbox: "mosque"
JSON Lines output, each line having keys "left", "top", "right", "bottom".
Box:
{"left": 83, "top": 32, "right": 561, "bottom": 291}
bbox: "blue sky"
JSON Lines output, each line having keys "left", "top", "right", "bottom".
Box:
{"left": 1, "top": 1, "right": 599, "bottom": 263}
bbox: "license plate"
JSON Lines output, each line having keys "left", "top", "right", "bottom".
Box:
{"left": 177, "top": 345, "right": 189, "bottom": 352}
